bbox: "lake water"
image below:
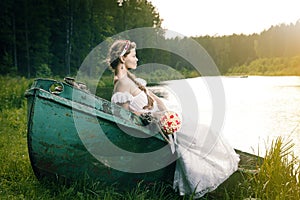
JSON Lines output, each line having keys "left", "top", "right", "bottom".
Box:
{"left": 162, "top": 76, "right": 300, "bottom": 157}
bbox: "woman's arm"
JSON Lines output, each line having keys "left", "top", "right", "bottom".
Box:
{"left": 117, "top": 102, "right": 145, "bottom": 116}
{"left": 117, "top": 102, "right": 130, "bottom": 110}
{"left": 148, "top": 90, "right": 167, "bottom": 111}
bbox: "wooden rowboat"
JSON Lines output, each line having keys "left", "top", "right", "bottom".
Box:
{"left": 25, "top": 78, "right": 261, "bottom": 189}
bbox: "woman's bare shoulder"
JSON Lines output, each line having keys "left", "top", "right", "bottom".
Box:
{"left": 114, "top": 77, "right": 134, "bottom": 93}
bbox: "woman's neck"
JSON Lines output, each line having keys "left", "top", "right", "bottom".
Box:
{"left": 115, "top": 64, "right": 128, "bottom": 80}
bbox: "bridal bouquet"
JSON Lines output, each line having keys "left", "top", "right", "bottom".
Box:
{"left": 159, "top": 111, "right": 181, "bottom": 134}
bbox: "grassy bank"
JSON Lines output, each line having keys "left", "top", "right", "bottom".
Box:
{"left": 226, "top": 55, "right": 300, "bottom": 76}
{"left": 1, "top": 76, "right": 300, "bottom": 199}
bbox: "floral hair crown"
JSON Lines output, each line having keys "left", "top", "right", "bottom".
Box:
{"left": 120, "top": 40, "right": 130, "bottom": 57}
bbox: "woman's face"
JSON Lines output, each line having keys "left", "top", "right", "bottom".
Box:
{"left": 124, "top": 49, "right": 138, "bottom": 70}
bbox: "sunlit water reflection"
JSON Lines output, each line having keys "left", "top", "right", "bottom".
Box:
{"left": 157, "top": 76, "right": 300, "bottom": 157}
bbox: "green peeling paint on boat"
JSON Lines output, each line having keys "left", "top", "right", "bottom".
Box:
{"left": 25, "top": 78, "right": 262, "bottom": 188}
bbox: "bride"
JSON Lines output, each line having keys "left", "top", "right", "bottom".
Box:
{"left": 107, "top": 39, "right": 240, "bottom": 198}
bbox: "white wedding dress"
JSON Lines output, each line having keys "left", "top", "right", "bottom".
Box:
{"left": 111, "top": 79, "right": 240, "bottom": 198}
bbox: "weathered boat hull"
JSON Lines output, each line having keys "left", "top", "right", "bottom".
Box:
{"left": 25, "top": 79, "right": 176, "bottom": 187}
{"left": 25, "top": 78, "right": 261, "bottom": 188}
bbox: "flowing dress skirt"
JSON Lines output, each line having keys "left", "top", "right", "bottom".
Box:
{"left": 172, "top": 114, "right": 240, "bottom": 198}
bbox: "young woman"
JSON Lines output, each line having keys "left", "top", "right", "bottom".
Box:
{"left": 107, "top": 39, "right": 240, "bottom": 198}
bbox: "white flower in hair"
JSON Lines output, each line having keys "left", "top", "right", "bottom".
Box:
{"left": 120, "top": 40, "right": 130, "bottom": 57}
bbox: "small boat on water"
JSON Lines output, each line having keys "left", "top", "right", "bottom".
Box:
{"left": 25, "top": 78, "right": 261, "bottom": 188}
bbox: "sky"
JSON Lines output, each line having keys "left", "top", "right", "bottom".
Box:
{"left": 148, "top": 0, "right": 300, "bottom": 37}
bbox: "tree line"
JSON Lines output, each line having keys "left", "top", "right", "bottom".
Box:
{"left": 193, "top": 21, "right": 300, "bottom": 74}
{"left": 136, "top": 20, "right": 300, "bottom": 76}
{"left": 1, "top": 0, "right": 300, "bottom": 78}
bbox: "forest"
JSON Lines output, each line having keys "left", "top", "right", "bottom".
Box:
{"left": 1, "top": 0, "right": 300, "bottom": 78}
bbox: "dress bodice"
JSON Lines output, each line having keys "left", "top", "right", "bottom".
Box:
{"left": 111, "top": 91, "right": 159, "bottom": 113}
{"left": 111, "top": 78, "right": 159, "bottom": 113}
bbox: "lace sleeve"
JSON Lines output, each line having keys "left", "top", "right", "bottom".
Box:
{"left": 111, "top": 92, "right": 133, "bottom": 104}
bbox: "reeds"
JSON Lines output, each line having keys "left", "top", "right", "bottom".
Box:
{"left": 248, "top": 137, "right": 300, "bottom": 199}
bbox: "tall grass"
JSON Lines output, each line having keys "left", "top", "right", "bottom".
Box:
{"left": 249, "top": 137, "right": 300, "bottom": 199}
{"left": 0, "top": 76, "right": 32, "bottom": 110}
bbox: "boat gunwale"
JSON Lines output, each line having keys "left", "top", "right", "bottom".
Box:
{"left": 25, "top": 82, "right": 165, "bottom": 142}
